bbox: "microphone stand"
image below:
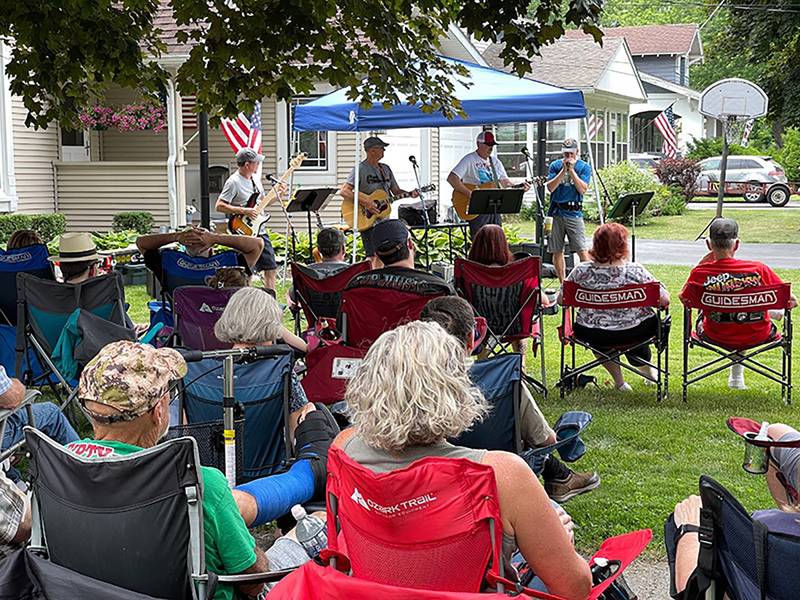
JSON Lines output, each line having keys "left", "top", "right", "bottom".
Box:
{"left": 521, "top": 147, "right": 546, "bottom": 248}
{"left": 409, "top": 156, "right": 433, "bottom": 272}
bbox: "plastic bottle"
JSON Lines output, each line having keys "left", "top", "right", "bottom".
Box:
{"left": 291, "top": 504, "right": 328, "bottom": 559}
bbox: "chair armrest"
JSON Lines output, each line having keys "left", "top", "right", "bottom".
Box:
{"left": 0, "top": 389, "right": 39, "bottom": 421}
{"left": 216, "top": 568, "right": 296, "bottom": 584}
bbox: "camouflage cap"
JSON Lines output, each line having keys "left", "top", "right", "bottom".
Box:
{"left": 78, "top": 341, "right": 187, "bottom": 423}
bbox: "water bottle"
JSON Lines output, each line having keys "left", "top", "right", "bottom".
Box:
{"left": 291, "top": 504, "right": 328, "bottom": 559}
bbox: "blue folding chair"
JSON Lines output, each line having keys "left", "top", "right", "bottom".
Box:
{"left": 179, "top": 352, "right": 294, "bottom": 481}
{"left": 158, "top": 249, "right": 242, "bottom": 299}
{"left": 452, "top": 353, "right": 592, "bottom": 474}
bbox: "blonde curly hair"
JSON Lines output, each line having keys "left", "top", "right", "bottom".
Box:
{"left": 345, "top": 321, "right": 487, "bottom": 453}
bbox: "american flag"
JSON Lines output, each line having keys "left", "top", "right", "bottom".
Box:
{"left": 586, "top": 114, "right": 604, "bottom": 140}
{"left": 220, "top": 101, "right": 263, "bottom": 155}
{"left": 741, "top": 119, "right": 754, "bottom": 146}
{"left": 654, "top": 105, "right": 677, "bottom": 159}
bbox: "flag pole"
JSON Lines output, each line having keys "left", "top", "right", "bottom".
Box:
{"left": 583, "top": 117, "right": 604, "bottom": 224}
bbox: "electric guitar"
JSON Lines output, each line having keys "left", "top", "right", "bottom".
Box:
{"left": 341, "top": 184, "right": 436, "bottom": 232}
{"left": 451, "top": 177, "right": 545, "bottom": 221}
{"left": 227, "top": 153, "right": 307, "bottom": 237}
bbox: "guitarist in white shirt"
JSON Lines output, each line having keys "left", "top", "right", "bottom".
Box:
{"left": 447, "top": 131, "right": 530, "bottom": 239}
{"left": 340, "top": 136, "right": 418, "bottom": 267}
{"left": 216, "top": 147, "right": 279, "bottom": 293}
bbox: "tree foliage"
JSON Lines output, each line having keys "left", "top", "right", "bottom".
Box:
{"left": 1, "top": 0, "right": 603, "bottom": 128}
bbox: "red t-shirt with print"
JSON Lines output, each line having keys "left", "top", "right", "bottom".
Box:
{"left": 682, "top": 257, "right": 784, "bottom": 348}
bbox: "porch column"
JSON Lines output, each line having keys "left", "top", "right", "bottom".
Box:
{"left": 165, "top": 78, "right": 179, "bottom": 229}
{"left": 173, "top": 87, "right": 187, "bottom": 227}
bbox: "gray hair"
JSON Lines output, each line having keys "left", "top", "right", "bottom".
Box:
{"left": 345, "top": 321, "right": 487, "bottom": 453}
{"left": 214, "top": 287, "right": 283, "bottom": 344}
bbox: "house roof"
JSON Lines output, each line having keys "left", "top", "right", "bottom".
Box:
{"left": 564, "top": 24, "right": 700, "bottom": 57}
{"left": 483, "top": 38, "right": 622, "bottom": 90}
{"left": 638, "top": 72, "right": 700, "bottom": 99}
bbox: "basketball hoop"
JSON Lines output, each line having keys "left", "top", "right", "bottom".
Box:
{"left": 698, "top": 79, "right": 769, "bottom": 222}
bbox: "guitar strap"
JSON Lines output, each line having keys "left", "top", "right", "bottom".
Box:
{"left": 487, "top": 155, "right": 500, "bottom": 185}
{"left": 247, "top": 178, "right": 260, "bottom": 206}
{"left": 376, "top": 163, "right": 392, "bottom": 197}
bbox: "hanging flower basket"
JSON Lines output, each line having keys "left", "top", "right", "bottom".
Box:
{"left": 79, "top": 102, "right": 167, "bottom": 133}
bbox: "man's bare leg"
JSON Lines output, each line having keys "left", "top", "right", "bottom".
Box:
{"left": 553, "top": 251, "right": 566, "bottom": 282}
{"left": 261, "top": 268, "right": 277, "bottom": 293}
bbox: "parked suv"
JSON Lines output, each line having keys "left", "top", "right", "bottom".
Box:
{"left": 694, "top": 155, "right": 789, "bottom": 204}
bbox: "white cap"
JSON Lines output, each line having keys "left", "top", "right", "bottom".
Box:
{"left": 291, "top": 504, "right": 307, "bottom": 521}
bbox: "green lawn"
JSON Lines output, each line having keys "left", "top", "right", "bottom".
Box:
{"left": 123, "top": 265, "right": 800, "bottom": 558}
{"left": 510, "top": 209, "right": 800, "bottom": 244}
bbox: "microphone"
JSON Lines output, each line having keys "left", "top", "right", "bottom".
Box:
{"left": 520, "top": 147, "right": 531, "bottom": 158}
{"left": 266, "top": 173, "right": 281, "bottom": 185}
{"left": 408, "top": 155, "right": 418, "bottom": 166}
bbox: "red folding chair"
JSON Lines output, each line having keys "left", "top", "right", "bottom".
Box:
{"left": 558, "top": 280, "right": 670, "bottom": 401}
{"left": 268, "top": 444, "right": 652, "bottom": 600}
{"left": 300, "top": 323, "right": 367, "bottom": 405}
{"left": 339, "top": 286, "right": 448, "bottom": 350}
{"left": 290, "top": 261, "right": 371, "bottom": 334}
{"left": 454, "top": 256, "right": 546, "bottom": 395}
{"left": 681, "top": 282, "right": 792, "bottom": 404}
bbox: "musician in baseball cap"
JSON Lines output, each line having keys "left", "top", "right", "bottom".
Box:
{"left": 447, "top": 129, "right": 529, "bottom": 239}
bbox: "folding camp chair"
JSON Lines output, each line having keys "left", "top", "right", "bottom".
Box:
{"left": 0, "top": 389, "right": 37, "bottom": 462}
{"left": 0, "top": 244, "right": 54, "bottom": 380}
{"left": 172, "top": 286, "right": 238, "bottom": 350}
{"left": 454, "top": 256, "right": 547, "bottom": 395}
{"left": 15, "top": 271, "right": 131, "bottom": 406}
{"left": 666, "top": 475, "right": 800, "bottom": 600}
{"left": 339, "top": 285, "right": 448, "bottom": 350}
{"left": 157, "top": 248, "right": 243, "bottom": 299}
{"left": 267, "top": 444, "right": 651, "bottom": 600}
{"left": 301, "top": 338, "right": 367, "bottom": 405}
{"left": 681, "top": 282, "right": 792, "bottom": 404}
{"left": 179, "top": 350, "right": 295, "bottom": 480}
{"left": 558, "top": 280, "right": 670, "bottom": 402}
{"left": 453, "top": 353, "right": 592, "bottom": 475}
{"left": 290, "top": 261, "right": 371, "bottom": 334}
{"left": 23, "top": 428, "right": 289, "bottom": 600}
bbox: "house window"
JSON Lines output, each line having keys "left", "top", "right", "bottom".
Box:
{"left": 288, "top": 98, "right": 328, "bottom": 170}
{"left": 494, "top": 123, "right": 529, "bottom": 178}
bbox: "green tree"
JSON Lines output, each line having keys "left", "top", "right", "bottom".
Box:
{"left": 1, "top": 0, "right": 603, "bottom": 128}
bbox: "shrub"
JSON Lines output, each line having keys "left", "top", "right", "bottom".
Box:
{"left": 585, "top": 161, "right": 672, "bottom": 223}
{"left": 654, "top": 158, "right": 701, "bottom": 201}
{"left": 771, "top": 127, "right": 800, "bottom": 181}
{"left": 0, "top": 213, "right": 66, "bottom": 245}
{"left": 685, "top": 137, "right": 765, "bottom": 160}
{"left": 112, "top": 212, "right": 154, "bottom": 234}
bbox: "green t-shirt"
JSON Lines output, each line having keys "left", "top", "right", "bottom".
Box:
{"left": 67, "top": 439, "right": 257, "bottom": 600}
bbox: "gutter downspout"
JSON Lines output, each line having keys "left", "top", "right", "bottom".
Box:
{"left": 166, "top": 78, "right": 178, "bottom": 229}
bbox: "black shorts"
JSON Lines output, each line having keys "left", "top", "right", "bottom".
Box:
{"left": 255, "top": 234, "right": 277, "bottom": 271}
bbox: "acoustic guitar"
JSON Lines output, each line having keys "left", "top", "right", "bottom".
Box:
{"left": 227, "top": 153, "right": 307, "bottom": 237}
{"left": 451, "top": 177, "right": 544, "bottom": 221}
{"left": 341, "top": 184, "right": 436, "bottom": 232}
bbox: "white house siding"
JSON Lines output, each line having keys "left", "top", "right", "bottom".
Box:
{"left": 633, "top": 56, "right": 679, "bottom": 83}
{"left": 11, "top": 97, "right": 58, "bottom": 214}
{"left": 630, "top": 94, "right": 704, "bottom": 154}
{"left": 54, "top": 161, "right": 169, "bottom": 231}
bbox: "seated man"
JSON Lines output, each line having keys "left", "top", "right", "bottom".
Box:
{"left": 420, "top": 296, "right": 600, "bottom": 503}
{"left": 679, "top": 218, "right": 797, "bottom": 389}
{"left": 344, "top": 219, "right": 454, "bottom": 296}
{"left": 49, "top": 232, "right": 102, "bottom": 284}
{"left": 0, "top": 469, "right": 30, "bottom": 559}
{"left": 287, "top": 227, "right": 349, "bottom": 309}
{"left": 0, "top": 364, "right": 78, "bottom": 459}
{"left": 136, "top": 225, "right": 264, "bottom": 291}
{"left": 668, "top": 422, "right": 800, "bottom": 600}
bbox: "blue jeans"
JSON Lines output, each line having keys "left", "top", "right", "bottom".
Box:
{"left": 2, "top": 403, "right": 79, "bottom": 450}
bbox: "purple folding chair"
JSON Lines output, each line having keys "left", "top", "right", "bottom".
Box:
{"left": 172, "top": 286, "right": 238, "bottom": 350}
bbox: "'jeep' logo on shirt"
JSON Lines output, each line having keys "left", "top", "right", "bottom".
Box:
{"left": 701, "top": 290, "right": 777, "bottom": 309}
{"left": 575, "top": 288, "right": 646, "bottom": 305}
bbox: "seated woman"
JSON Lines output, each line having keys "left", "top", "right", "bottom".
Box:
{"left": 559, "top": 222, "right": 669, "bottom": 391}
{"left": 670, "top": 423, "right": 800, "bottom": 599}
{"left": 332, "top": 321, "right": 592, "bottom": 599}
{"left": 7, "top": 229, "right": 44, "bottom": 249}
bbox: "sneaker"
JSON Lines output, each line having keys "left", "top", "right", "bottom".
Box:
{"left": 294, "top": 403, "right": 340, "bottom": 499}
{"left": 545, "top": 470, "right": 601, "bottom": 503}
{"left": 728, "top": 364, "right": 747, "bottom": 390}
{"left": 616, "top": 382, "right": 632, "bottom": 392}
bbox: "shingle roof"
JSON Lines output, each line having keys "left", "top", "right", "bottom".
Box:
{"left": 563, "top": 24, "right": 699, "bottom": 56}
{"left": 482, "top": 38, "right": 623, "bottom": 90}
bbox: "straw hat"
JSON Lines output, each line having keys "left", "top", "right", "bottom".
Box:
{"left": 49, "top": 232, "right": 101, "bottom": 263}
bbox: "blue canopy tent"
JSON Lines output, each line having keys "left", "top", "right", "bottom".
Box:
{"left": 293, "top": 57, "right": 599, "bottom": 255}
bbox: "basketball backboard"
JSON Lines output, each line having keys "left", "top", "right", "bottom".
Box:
{"left": 700, "top": 78, "right": 768, "bottom": 120}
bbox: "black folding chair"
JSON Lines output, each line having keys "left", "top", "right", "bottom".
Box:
{"left": 0, "top": 389, "right": 37, "bottom": 462}
{"left": 24, "top": 428, "right": 290, "bottom": 600}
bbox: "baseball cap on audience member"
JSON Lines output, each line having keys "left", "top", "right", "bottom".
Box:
{"left": 363, "top": 136, "right": 389, "bottom": 151}
{"left": 476, "top": 131, "right": 497, "bottom": 146}
{"left": 236, "top": 147, "right": 265, "bottom": 164}
{"left": 561, "top": 138, "right": 579, "bottom": 154}
{"left": 78, "top": 341, "right": 187, "bottom": 424}
{"left": 372, "top": 219, "right": 410, "bottom": 254}
{"left": 709, "top": 218, "right": 739, "bottom": 244}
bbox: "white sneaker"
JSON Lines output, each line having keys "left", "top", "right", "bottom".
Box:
{"left": 616, "top": 382, "right": 632, "bottom": 392}
{"left": 636, "top": 365, "right": 657, "bottom": 386}
{"left": 728, "top": 364, "right": 747, "bottom": 390}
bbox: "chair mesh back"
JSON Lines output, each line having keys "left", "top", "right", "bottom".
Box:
{"left": 765, "top": 531, "right": 800, "bottom": 599}
{"left": 327, "top": 446, "right": 502, "bottom": 593}
{"left": 173, "top": 286, "right": 237, "bottom": 350}
{"left": 452, "top": 353, "right": 522, "bottom": 452}
{"left": 166, "top": 419, "right": 245, "bottom": 483}
{"left": 183, "top": 355, "right": 292, "bottom": 479}
{"left": 158, "top": 250, "right": 241, "bottom": 296}
{"left": 25, "top": 429, "right": 198, "bottom": 600}
{"left": 454, "top": 256, "right": 541, "bottom": 341}
{"left": 291, "top": 261, "right": 371, "bottom": 328}
{"left": 0, "top": 245, "right": 52, "bottom": 326}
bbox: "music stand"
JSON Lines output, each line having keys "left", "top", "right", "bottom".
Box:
{"left": 285, "top": 188, "right": 337, "bottom": 262}
{"left": 467, "top": 188, "right": 525, "bottom": 223}
{"left": 607, "top": 191, "right": 654, "bottom": 262}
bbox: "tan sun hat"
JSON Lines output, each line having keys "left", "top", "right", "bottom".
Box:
{"left": 49, "top": 232, "right": 101, "bottom": 263}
